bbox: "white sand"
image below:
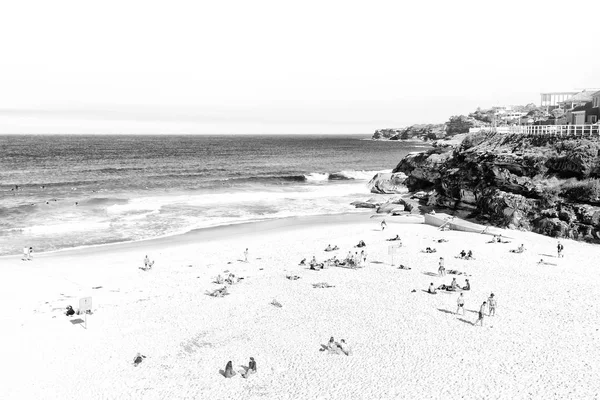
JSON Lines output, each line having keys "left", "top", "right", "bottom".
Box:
{"left": 1, "top": 213, "right": 599, "bottom": 399}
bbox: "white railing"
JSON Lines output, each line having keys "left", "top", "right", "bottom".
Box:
{"left": 469, "top": 125, "right": 600, "bottom": 137}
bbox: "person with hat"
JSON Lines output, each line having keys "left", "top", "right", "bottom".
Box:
{"left": 488, "top": 293, "right": 497, "bottom": 316}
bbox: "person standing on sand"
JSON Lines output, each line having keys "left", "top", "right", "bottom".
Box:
{"left": 144, "top": 255, "right": 150, "bottom": 269}
{"left": 244, "top": 248, "right": 249, "bottom": 263}
{"left": 438, "top": 257, "right": 445, "bottom": 276}
{"left": 456, "top": 293, "right": 465, "bottom": 315}
{"left": 557, "top": 241, "right": 564, "bottom": 258}
{"left": 488, "top": 293, "right": 497, "bottom": 316}
{"left": 381, "top": 219, "right": 387, "bottom": 231}
{"left": 475, "top": 301, "right": 487, "bottom": 326}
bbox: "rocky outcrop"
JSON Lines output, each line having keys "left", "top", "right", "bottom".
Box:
{"left": 372, "top": 124, "right": 447, "bottom": 141}
{"left": 378, "top": 131, "right": 600, "bottom": 242}
{"left": 368, "top": 172, "right": 408, "bottom": 194}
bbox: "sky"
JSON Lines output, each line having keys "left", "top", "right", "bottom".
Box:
{"left": 1, "top": 0, "right": 599, "bottom": 134}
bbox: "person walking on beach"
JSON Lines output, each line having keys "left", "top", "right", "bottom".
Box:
{"left": 488, "top": 293, "right": 497, "bottom": 316}
{"left": 557, "top": 241, "right": 564, "bottom": 258}
{"left": 438, "top": 257, "right": 445, "bottom": 276}
{"left": 456, "top": 293, "right": 465, "bottom": 315}
{"left": 28, "top": 247, "right": 33, "bottom": 260}
{"left": 381, "top": 219, "right": 387, "bottom": 231}
{"left": 475, "top": 301, "right": 487, "bottom": 326}
{"left": 244, "top": 248, "right": 249, "bottom": 263}
{"left": 144, "top": 255, "right": 150, "bottom": 269}
{"left": 22, "top": 246, "right": 30, "bottom": 261}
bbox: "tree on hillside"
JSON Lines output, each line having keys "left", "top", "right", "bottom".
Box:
{"left": 469, "top": 107, "right": 495, "bottom": 124}
{"left": 446, "top": 115, "right": 474, "bottom": 134}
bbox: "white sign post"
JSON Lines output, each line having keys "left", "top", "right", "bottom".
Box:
{"left": 388, "top": 245, "right": 401, "bottom": 266}
{"left": 79, "top": 297, "right": 92, "bottom": 329}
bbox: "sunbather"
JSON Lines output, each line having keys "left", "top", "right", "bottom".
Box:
{"left": 355, "top": 240, "right": 366, "bottom": 248}
{"left": 423, "top": 247, "right": 437, "bottom": 253}
{"left": 428, "top": 283, "right": 437, "bottom": 294}
{"left": 65, "top": 305, "right": 75, "bottom": 316}
{"left": 510, "top": 244, "right": 525, "bottom": 253}
{"left": 463, "top": 279, "right": 470, "bottom": 291}
{"left": 224, "top": 361, "right": 236, "bottom": 378}
{"left": 387, "top": 235, "right": 401, "bottom": 241}
{"left": 325, "top": 244, "right": 333, "bottom": 251}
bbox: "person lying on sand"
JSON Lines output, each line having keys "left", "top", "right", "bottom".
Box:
{"left": 510, "top": 244, "right": 525, "bottom": 253}
{"left": 398, "top": 264, "right": 411, "bottom": 270}
{"left": 428, "top": 283, "right": 437, "bottom": 294}
{"left": 337, "top": 339, "right": 351, "bottom": 356}
{"left": 325, "top": 244, "right": 332, "bottom": 251}
{"left": 387, "top": 235, "right": 401, "bottom": 241}
{"left": 286, "top": 275, "right": 300, "bottom": 280}
{"left": 447, "top": 269, "right": 465, "bottom": 275}
{"left": 538, "top": 258, "right": 557, "bottom": 266}
{"left": 423, "top": 247, "right": 437, "bottom": 253}
{"left": 206, "top": 286, "right": 229, "bottom": 297}
{"left": 354, "top": 240, "right": 366, "bottom": 248}
{"left": 437, "top": 238, "right": 449, "bottom": 243}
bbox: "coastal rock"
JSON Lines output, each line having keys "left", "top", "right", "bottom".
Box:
{"left": 378, "top": 131, "right": 600, "bottom": 243}
{"left": 368, "top": 172, "right": 408, "bottom": 194}
{"left": 351, "top": 201, "right": 378, "bottom": 209}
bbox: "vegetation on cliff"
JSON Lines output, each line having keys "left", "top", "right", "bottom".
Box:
{"left": 386, "top": 131, "right": 600, "bottom": 241}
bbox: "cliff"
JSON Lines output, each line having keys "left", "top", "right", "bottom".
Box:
{"left": 377, "top": 131, "right": 600, "bottom": 241}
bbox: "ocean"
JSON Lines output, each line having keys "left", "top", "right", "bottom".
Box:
{"left": 0, "top": 134, "right": 425, "bottom": 256}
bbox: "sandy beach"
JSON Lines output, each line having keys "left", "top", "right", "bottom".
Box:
{"left": 1, "top": 212, "right": 599, "bottom": 400}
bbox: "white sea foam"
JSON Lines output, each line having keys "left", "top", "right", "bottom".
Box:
{"left": 24, "top": 221, "right": 111, "bottom": 235}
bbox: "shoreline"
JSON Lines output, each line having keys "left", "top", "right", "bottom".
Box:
{"left": 2, "top": 210, "right": 401, "bottom": 259}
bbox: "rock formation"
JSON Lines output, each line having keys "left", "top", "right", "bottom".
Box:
{"left": 377, "top": 131, "right": 600, "bottom": 241}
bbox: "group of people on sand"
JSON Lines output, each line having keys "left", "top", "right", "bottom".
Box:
{"left": 223, "top": 357, "right": 257, "bottom": 378}
{"left": 457, "top": 250, "right": 474, "bottom": 260}
{"left": 321, "top": 336, "right": 351, "bottom": 356}
{"left": 428, "top": 277, "right": 470, "bottom": 293}
{"left": 324, "top": 244, "right": 339, "bottom": 252}
{"left": 488, "top": 235, "right": 510, "bottom": 244}
{"left": 140, "top": 255, "right": 154, "bottom": 271}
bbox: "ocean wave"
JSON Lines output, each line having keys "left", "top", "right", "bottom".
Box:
{"left": 213, "top": 169, "right": 389, "bottom": 185}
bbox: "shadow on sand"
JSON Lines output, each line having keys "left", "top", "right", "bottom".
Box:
{"left": 457, "top": 318, "right": 473, "bottom": 325}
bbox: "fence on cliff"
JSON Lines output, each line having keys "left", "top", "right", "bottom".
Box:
{"left": 469, "top": 125, "right": 600, "bottom": 138}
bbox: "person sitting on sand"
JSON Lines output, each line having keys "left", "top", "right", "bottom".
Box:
{"left": 463, "top": 279, "right": 470, "bottom": 291}
{"left": 428, "top": 283, "right": 437, "bottom": 294}
{"left": 450, "top": 277, "right": 460, "bottom": 291}
{"left": 299, "top": 258, "right": 306, "bottom": 265}
{"left": 459, "top": 250, "right": 466, "bottom": 259}
{"left": 325, "top": 244, "right": 333, "bottom": 251}
{"left": 424, "top": 247, "right": 437, "bottom": 253}
{"left": 510, "top": 244, "right": 526, "bottom": 253}
{"left": 310, "top": 256, "right": 318, "bottom": 266}
{"left": 332, "top": 245, "right": 339, "bottom": 250}
{"left": 467, "top": 250, "right": 473, "bottom": 259}
{"left": 355, "top": 240, "right": 366, "bottom": 248}
{"left": 387, "top": 235, "right": 401, "bottom": 241}
{"left": 65, "top": 305, "right": 75, "bottom": 316}
{"left": 133, "top": 353, "right": 146, "bottom": 366}
{"left": 224, "top": 361, "right": 236, "bottom": 378}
